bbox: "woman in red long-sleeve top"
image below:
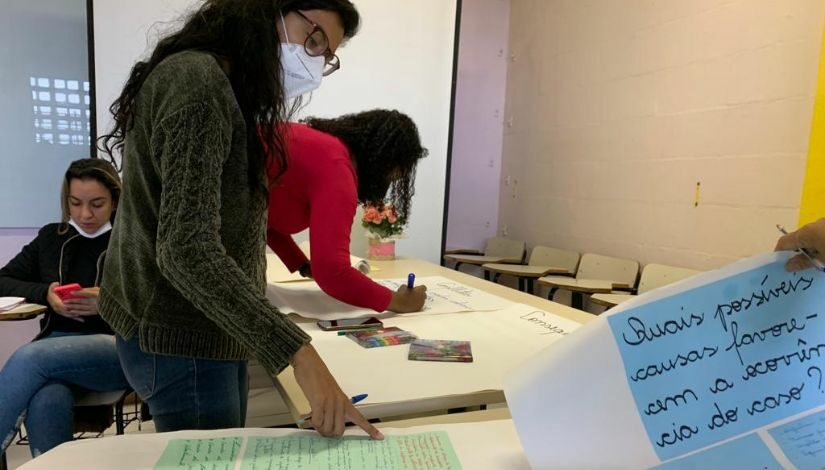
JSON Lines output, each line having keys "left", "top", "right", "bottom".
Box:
{"left": 267, "top": 109, "right": 428, "bottom": 313}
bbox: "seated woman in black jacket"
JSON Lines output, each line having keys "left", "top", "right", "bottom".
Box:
{"left": 0, "top": 158, "right": 129, "bottom": 457}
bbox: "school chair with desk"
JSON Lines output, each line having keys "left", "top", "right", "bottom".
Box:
{"left": 0, "top": 305, "right": 135, "bottom": 470}
{"left": 538, "top": 253, "right": 640, "bottom": 311}
{"left": 589, "top": 263, "right": 700, "bottom": 309}
{"left": 443, "top": 237, "right": 526, "bottom": 280}
{"left": 483, "top": 246, "right": 579, "bottom": 295}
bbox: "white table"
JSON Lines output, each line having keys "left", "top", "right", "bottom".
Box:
{"left": 19, "top": 415, "right": 528, "bottom": 470}
{"left": 272, "top": 257, "right": 593, "bottom": 424}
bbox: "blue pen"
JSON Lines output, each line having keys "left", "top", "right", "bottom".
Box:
{"left": 407, "top": 272, "right": 416, "bottom": 288}
{"left": 777, "top": 224, "right": 825, "bottom": 273}
{"left": 297, "top": 394, "right": 369, "bottom": 427}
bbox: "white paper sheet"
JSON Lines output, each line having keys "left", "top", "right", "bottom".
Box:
{"left": 266, "top": 276, "right": 513, "bottom": 320}
{"left": 504, "top": 252, "right": 825, "bottom": 469}
{"left": 306, "top": 302, "right": 581, "bottom": 405}
{"left": 0, "top": 296, "right": 25, "bottom": 312}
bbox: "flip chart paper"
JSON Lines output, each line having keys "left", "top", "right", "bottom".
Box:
{"left": 267, "top": 276, "right": 512, "bottom": 320}
{"left": 154, "top": 437, "right": 241, "bottom": 470}
{"left": 651, "top": 434, "right": 781, "bottom": 470}
{"left": 307, "top": 302, "right": 581, "bottom": 405}
{"left": 607, "top": 259, "right": 825, "bottom": 460}
{"left": 506, "top": 252, "right": 825, "bottom": 469}
{"left": 240, "top": 433, "right": 462, "bottom": 470}
{"left": 155, "top": 433, "right": 462, "bottom": 470}
{"left": 769, "top": 407, "right": 825, "bottom": 469}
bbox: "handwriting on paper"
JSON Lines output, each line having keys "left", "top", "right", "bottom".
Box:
{"left": 240, "top": 433, "right": 462, "bottom": 470}
{"left": 768, "top": 407, "right": 825, "bottom": 469}
{"left": 154, "top": 437, "right": 241, "bottom": 470}
{"left": 518, "top": 310, "right": 573, "bottom": 336}
{"left": 378, "top": 277, "right": 510, "bottom": 313}
{"left": 607, "top": 260, "right": 825, "bottom": 461}
{"left": 651, "top": 433, "right": 781, "bottom": 470}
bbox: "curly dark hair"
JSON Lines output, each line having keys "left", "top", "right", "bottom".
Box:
{"left": 302, "top": 109, "right": 428, "bottom": 221}
{"left": 98, "top": 0, "right": 359, "bottom": 188}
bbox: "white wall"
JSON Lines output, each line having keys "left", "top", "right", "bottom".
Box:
{"left": 444, "top": 0, "right": 510, "bottom": 252}
{"left": 501, "top": 0, "right": 825, "bottom": 271}
{"left": 94, "top": 0, "right": 458, "bottom": 263}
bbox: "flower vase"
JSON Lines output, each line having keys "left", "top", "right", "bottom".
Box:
{"left": 367, "top": 238, "right": 396, "bottom": 261}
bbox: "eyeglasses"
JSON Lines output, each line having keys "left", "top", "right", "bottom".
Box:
{"left": 294, "top": 11, "right": 340, "bottom": 77}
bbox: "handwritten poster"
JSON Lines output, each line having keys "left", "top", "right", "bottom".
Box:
{"left": 267, "top": 276, "right": 512, "bottom": 320}
{"left": 652, "top": 434, "right": 782, "bottom": 470}
{"left": 154, "top": 433, "right": 462, "bottom": 470}
{"left": 154, "top": 437, "right": 241, "bottom": 470}
{"left": 241, "top": 433, "right": 462, "bottom": 470}
{"left": 607, "top": 260, "right": 825, "bottom": 460}
{"left": 768, "top": 407, "right": 825, "bottom": 469}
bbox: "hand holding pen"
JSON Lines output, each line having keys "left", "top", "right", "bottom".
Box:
{"left": 386, "top": 272, "right": 428, "bottom": 313}
{"left": 776, "top": 221, "right": 825, "bottom": 273}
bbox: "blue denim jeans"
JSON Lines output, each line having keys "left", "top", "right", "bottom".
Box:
{"left": 115, "top": 335, "right": 248, "bottom": 432}
{"left": 0, "top": 332, "right": 129, "bottom": 457}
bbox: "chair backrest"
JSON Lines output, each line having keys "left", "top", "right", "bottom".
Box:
{"left": 484, "top": 237, "right": 525, "bottom": 261}
{"left": 528, "top": 246, "right": 580, "bottom": 273}
{"left": 638, "top": 264, "right": 700, "bottom": 294}
{"left": 576, "top": 253, "right": 639, "bottom": 287}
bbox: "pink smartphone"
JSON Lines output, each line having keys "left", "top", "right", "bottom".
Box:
{"left": 54, "top": 283, "right": 82, "bottom": 301}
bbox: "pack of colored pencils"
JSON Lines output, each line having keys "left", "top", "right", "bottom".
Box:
{"left": 408, "top": 339, "right": 473, "bottom": 362}
{"left": 346, "top": 327, "right": 418, "bottom": 348}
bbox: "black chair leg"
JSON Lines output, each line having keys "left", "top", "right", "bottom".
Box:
{"left": 547, "top": 287, "right": 558, "bottom": 301}
{"left": 1, "top": 451, "right": 8, "bottom": 470}
{"left": 527, "top": 278, "right": 535, "bottom": 295}
{"left": 116, "top": 399, "right": 125, "bottom": 435}
{"left": 454, "top": 262, "right": 464, "bottom": 272}
{"left": 572, "top": 292, "right": 585, "bottom": 310}
{"left": 518, "top": 277, "right": 525, "bottom": 292}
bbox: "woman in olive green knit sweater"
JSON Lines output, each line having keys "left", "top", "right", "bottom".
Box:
{"left": 97, "top": 0, "right": 381, "bottom": 439}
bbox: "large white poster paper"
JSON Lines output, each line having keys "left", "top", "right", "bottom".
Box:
{"left": 505, "top": 253, "right": 825, "bottom": 469}
{"left": 266, "top": 276, "right": 512, "bottom": 320}
{"left": 307, "top": 303, "right": 581, "bottom": 405}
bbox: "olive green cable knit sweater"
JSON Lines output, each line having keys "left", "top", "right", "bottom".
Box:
{"left": 99, "top": 51, "right": 310, "bottom": 374}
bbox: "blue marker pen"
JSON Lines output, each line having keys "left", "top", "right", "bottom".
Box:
{"left": 407, "top": 273, "right": 416, "bottom": 288}
{"left": 297, "top": 394, "right": 369, "bottom": 427}
{"left": 350, "top": 393, "right": 369, "bottom": 404}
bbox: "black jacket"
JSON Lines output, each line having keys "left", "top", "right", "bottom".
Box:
{"left": 0, "top": 223, "right": 113, "bottom": 337}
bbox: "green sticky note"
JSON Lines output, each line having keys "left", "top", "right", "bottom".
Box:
{"left": 241, "top": 432, "right": 463, "bottom": 470}
{"left": 154, "top": 437, "right": 242, "bottom": 470}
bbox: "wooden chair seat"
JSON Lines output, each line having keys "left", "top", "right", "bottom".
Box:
{"left": 444, "top": 254, "right": 522, "bottom": 266}
{"left": 589, "top": 293, "right": 635, "bottom": 308}
{"left": 482, "top": 263, "right": 572, "bottom": 278}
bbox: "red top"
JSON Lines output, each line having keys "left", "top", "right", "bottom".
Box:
{"left": 266, "top": 123, "right": 393, "bottom": 312}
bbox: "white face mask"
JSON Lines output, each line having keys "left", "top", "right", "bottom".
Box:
{"left": 68, "top": 219, "right": 112, "bottom": 239}
{"left": 280, "top": 13, "right": 326, "bottom": 99}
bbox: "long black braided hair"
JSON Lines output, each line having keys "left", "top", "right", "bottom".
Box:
{"left": 302, "top": 109, "right": 428, "bottom": 221}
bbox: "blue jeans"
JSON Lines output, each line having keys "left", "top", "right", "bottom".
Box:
{"left": 0, "top": 332, "right": 129, "bottom": 457}
{"left": 116, "top": 336, "right": 248, "bottom": 432}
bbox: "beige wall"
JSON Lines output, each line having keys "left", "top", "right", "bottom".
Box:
{"left": 501, "top": 0, "right": 825, "bottom": 270}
